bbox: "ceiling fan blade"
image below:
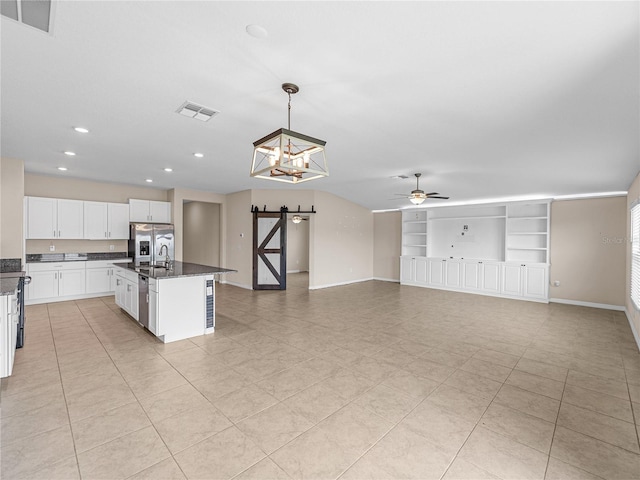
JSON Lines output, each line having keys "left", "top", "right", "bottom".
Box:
{"left": 424, "top": 192, "right": 439, "bottom": 196}
{"left": 427, "top": 195, "right": 450, "bottom": 199}
{"left": 393, "top": 193, "right": 411, "bottom": 196}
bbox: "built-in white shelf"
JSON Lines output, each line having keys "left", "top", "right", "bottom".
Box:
{"left": 431, "top": 215, "right": 506, "bottom": 221}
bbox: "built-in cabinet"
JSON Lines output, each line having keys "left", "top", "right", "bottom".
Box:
{"left": 1, "top": 290, "right": 19, "bottom": 378}
{"left": 26, "top": 262, "right": 86, "bottom": 300}
{"left": 114, "top": 268, "right": 139, "bottom": 320}
{"left": 400, "top": 201, "right": 550, "bottom": 302}
{"left": 129, "top": 199, "right": 171, "bottom": 223}
{"left": 27, "top": 197, "right": 84, "bottom": 239}
{"left": 26, "top": 197, "right": 131, "bottom": 240}
{"left": 26, "top": 259, "right": 130, "bottom": 304}
{"left": 84, "top": 202, "right": 130, "bottom": 240}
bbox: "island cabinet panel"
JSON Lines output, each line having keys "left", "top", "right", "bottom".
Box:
{"left": 156, "top": 276, "right": 206, "bottom": 343}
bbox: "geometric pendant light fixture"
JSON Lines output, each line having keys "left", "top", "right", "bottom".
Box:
{"left": 251, "top": 83, "right": 328, "bottom": 184}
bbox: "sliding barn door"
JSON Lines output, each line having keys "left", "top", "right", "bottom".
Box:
{"left": 253, "top": 210, "right": 287, "bottom": 290}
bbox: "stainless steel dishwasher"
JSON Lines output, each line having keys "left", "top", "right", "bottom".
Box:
{"left": 138, "top": 274, "right": 149, "bottom": 329}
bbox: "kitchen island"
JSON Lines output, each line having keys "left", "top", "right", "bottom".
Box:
{"left": 113, "top": 261, "right": 236, "bottom": 343}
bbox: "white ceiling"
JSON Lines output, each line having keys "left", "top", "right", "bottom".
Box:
{"left": 2, "top": 1, "right": 638, "bottom": 211}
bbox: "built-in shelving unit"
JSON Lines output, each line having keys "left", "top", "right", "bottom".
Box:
{"left": 400, "top": 200, "right": 551, "bottom": 303}
{"left": 506, "top": 203, "right": 550, "bottom": 263}
{"left": 402, "top": 210, "right": 427, "bottom": 256}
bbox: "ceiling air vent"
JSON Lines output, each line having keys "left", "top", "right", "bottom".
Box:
{"left": 176, "top": 102, "right": 220, "bottom": 122}
{"left": 1, "top": 0, "right": 54, "bottom": 33}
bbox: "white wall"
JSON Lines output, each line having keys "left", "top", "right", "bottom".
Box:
{"left": 310, "top": 191, "right": 373, "bottom": 289}
{"left": 373, "top": 211, "right": 401, "bottom": 281}
{"left": 287, "top": 218, "right": 309, "bottom": 272}
{"left": 0, "top": 158, "right": 24, "bottom": 260}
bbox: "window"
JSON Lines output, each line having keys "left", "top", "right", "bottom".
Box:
{"left": 632, "top": 203, "right": 640, "bottom": 309}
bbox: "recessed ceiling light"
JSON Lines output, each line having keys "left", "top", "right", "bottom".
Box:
{"left": 193, "top": 153, "right": 204, "bottom": 158}
{"left": 246, "top": 24, "right": 268, "bottom": 39}
{"left": 64, "top": 151, "right": 76, "bottom": 156}
{"left": 74, "top": 127, "right": 89, "bottom": 133}
{"left": 145, "top": 179, "right": 153, "bottom": 183}
{"left": 164, "top": 168, "right": 173, "bottom": 172}
{"left": 57, "top": 167, "right": 68, "bottom": 171}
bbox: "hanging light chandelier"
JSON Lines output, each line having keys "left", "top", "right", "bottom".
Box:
{"left": 250, "top": 83, "right": 328, "bottom": 184}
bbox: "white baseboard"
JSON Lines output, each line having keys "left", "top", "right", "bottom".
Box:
{"left": 624, "top": 308, "right": 640, "bottom": 351}
{"left": 373, "top": 277, "right": 400, "bottom": 283}
{"left": 25, "top": 291, "right": 113, "bottom": 305}
{"left": 309, "top": 277, "right": 373, "bottom": 290}
{"left": 549, "top": 298, "right": 625, "bottom": 311}
{"left": 220, "top": 280, "right": 252, "bottom": 290}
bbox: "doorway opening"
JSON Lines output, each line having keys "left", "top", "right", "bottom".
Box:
{"left": 287, "top": 215, "right": 310, "bottom": 290}
{"left": 182, "top": 200, "right": 221, "bottom": 267}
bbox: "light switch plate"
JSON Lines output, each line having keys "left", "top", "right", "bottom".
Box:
{"left": 49, "top": 245, "right": 55, "bottom": 252}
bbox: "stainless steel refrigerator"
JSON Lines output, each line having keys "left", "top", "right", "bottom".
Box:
{"left": 128, "top": 223, "right": 174, "bottom": 266}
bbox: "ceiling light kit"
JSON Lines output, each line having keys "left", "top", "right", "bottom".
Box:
{"left": 395, "top": 173, "right": 449, "bottom": 205}
{"left": 251, "top": 83, "right": 328, "bottom": 184}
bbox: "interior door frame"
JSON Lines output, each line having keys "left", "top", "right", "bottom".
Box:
{"left": 252, "top": 208, "right": 287, "bottom": 290}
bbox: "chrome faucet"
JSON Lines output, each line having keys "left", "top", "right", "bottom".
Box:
{"left": 159, "top": 244, "right": 171, "bottom": 268}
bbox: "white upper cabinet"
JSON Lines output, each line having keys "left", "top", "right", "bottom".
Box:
{"left": 129, "top": 199, "right": 171, "bottom": 223}
{"left": 84, "top": 201, "right": 109, "bottom": 239}
{"left": 108, "top": 203, "right": 130, "bottom": 238}
{"left": 27, "top": 197, "right": 83, "bottom": 239}
{"left": 84, "top": 201, "right": 130, "bottom": 239}
{"left": 26, "top": 197, "right": 57, "bottom": 239}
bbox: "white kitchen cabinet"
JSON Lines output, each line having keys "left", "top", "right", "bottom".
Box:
{"left": 86, "top": 266, "right": 111, "bottom": 294}
{"left": 148, "top": 279, "right": 158, "bottom": 335}
{"left": 27, "top": 263, "right": 85, "bottom": 301}
{"left": 27, "top": 270, "right": 59, "bottom": 299}
{"left": 26, "top": 197, "right": 57, "bottom": 239}
{"left": 84, "top": 202, "right": 108, "bottom": 239}
{"left": 108, "top": 203, "right": 130, "bottom": 238}
{"left": 415, "top": 257, "right": 428, "bottom": 284}
{"left": 27, "top": 197, "right": 84, "bottom": 239}
{"left": 129, "top": 199, "right": 171, "bottom": 223}
{"left": 58, "top": 269, "right": 86, "bottom": 296}
{"left": 84, "top": 202, "right": 130, "bottom": 239}
{"left": 114, "top": 267, "right": 139, "bottom": 320}
{"left": 1, "top": 290, "right": 19, "bottom": 378}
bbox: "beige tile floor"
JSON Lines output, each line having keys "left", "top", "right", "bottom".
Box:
{"left": 2, "top": 274, "right": 640, "bottom": 479}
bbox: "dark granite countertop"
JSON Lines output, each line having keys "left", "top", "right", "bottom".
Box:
{"left": 0, "top": 277, "right": 20, "bottom": 295}
{"left": 26, "top": 252, "right": 129, "bottom": 263}
{"left": 114, "top": 261, "right": 236, "bottom": 280}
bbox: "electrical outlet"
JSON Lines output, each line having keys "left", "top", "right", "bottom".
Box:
{"left": 553, "top": 280, "right": 561, "bottom": 287}
{"left": 49, "top": 245, "right": 55, "bottom": 252}
{"left": 109, "top": 245, "right": 114, "bottom": 251}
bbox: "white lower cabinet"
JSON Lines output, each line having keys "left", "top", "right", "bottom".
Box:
{"left": 27, "top": 263, "right": 85, "bottom": 301}
{"left": 463, "top": 262, "right": 481, "bottom": 290}
{"left": 501, "top": 263, "right": 548, "bottom": 300}
{"left": 428, "top": 258, "right": 446, "bottom": 286}
{"left": 1, "top": 291, "right": 19, "bottom": 378}
{"left": 399, "top": 257, "right": 548, "bottom": 302}
{"left": 114, "top": 267, "right": 138, "bottom": 321}
{"left": 445, "top": 260, "right": 462, "bottom": 288}
{"left": 481, "top": 262, "right": 501, "bottom": 293}
{"left": 400, "top": 257, "right": 429, "bottom": 284}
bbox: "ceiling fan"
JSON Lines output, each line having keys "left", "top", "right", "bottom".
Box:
{"left": 291, "top": 215, "right": 309, "bottom": 224}
{"left": 394, "top": 173, "right": 449, "bottom": 205}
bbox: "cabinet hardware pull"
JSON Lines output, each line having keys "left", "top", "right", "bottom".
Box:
{"left": 105, "top": 232, "right": 107, "bottom": 238}
{"left": 53, "top": 230, "right": 56, "bottom": 237}
{"left": 55, "top": 272, "right": 57, "bottom": 279}
{"left": 59, "top": 230, "right": 61, "bottom": 237}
